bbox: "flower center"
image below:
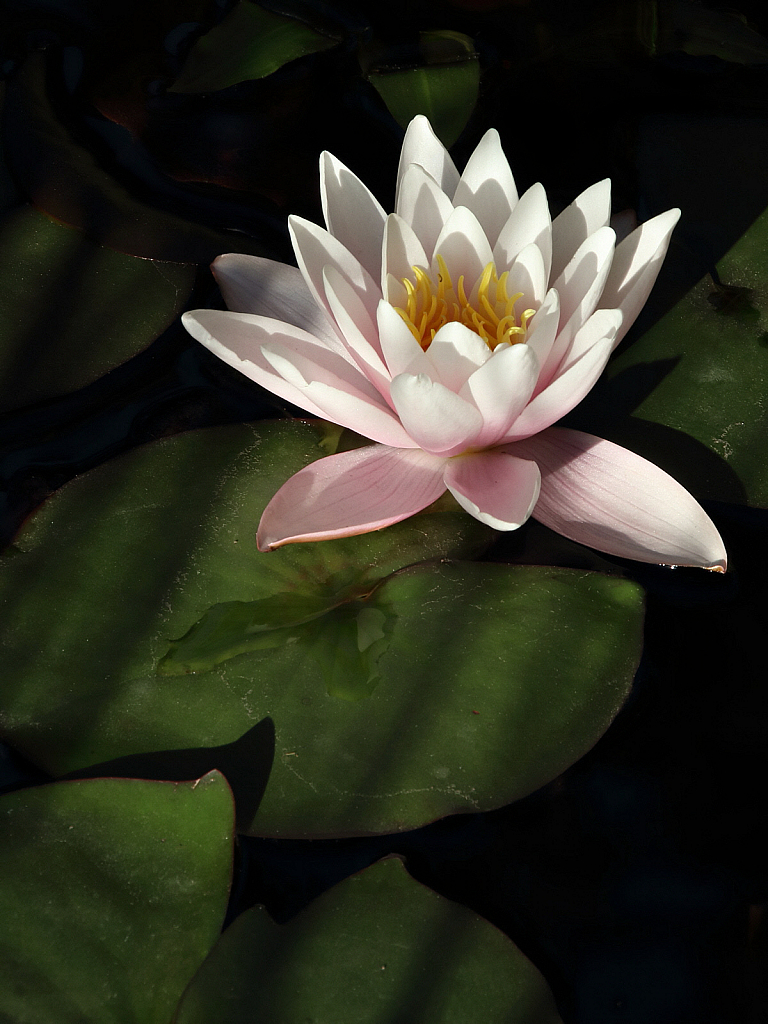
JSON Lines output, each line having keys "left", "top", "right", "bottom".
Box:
{"left": 393, "top": 255, "right": 536, "bottom": 351}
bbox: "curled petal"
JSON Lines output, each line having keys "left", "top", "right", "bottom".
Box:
{"left": 389, "top": 372, "right": 483, "bottom": 455}
{"left": 320, "top": 151, "right": 387, "bottom": 283}
{"left": 511, "top": 427, "right": 727, "bottom": 570}
{"left": 257, "top": 445, "right": 447, "bottom": 549}
{"left": 461, "top": 342, "right": 539, "bottom": 447}
{"left": 211, "top": 254, "right": 342, "bottom": 351}
{"left": 396, "top": 115, "right": 460, "bottom": 205}
{"left": 452, "top": 128, "right": 518, "bottom": 246}
{"left": 550, "top": 178, "right": 612, "bottom": 282}
{"left": 599, "top": 208, "right": 681, "bottom": 348}
{"left": 427, "top": 321, "right": 491, "bottom": 391}
{"left": 444, "top": 450, "right": 541, "bottom": 531}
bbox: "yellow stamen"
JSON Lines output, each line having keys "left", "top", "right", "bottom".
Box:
{"left": 393, "top": 257, "right": 536, "bottom": 351}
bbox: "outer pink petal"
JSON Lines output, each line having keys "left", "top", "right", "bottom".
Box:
{"left": 320, "top": 151, "right": 387, "bottom": 283}
{"left": 211, "top": 254, "right": 342, "bottom": 351}
{"left": 452, "top": 128, "right": 518, "bottom": 247}
{"left": 598, "top": 208, "right": 681, "bottom": 348}
{"left": 396, "top": 115, "right": 460, "bottom": 205}
{"left": 257, "top": 444, "right": 447, "bottom": 549}
{"left": 389, "top": 372, "right": 483, "bottom": 455}
{"left": 511, "top": 427, "right": 727, "bottom": 570}
{"left": 444, "top": 450, "right": 541, "bottom": 530}
{"left": 550, "top": 178, "right": 612, "bottom": 282}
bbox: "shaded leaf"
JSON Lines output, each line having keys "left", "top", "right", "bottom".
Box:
{"left": 0, "top": 773, "right": 233, "bottom": 1024}
{"left": 170, "top": 1, "right": 340, "bottom": 93}
{"left": 174, "top": 857, "right": 563, "bottom": 1024}
{"left": 0, "top": 205, "right": 195, "bottom": 414}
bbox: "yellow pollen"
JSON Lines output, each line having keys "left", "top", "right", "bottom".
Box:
{"left": 393, "top": 256, "right": 535, "bottom": 351}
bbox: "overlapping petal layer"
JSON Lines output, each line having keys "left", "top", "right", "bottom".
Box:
{"left": 186, "top": 116, "right": 726, "bottom": 570}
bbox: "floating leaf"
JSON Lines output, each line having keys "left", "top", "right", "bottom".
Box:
{"left": 577, "top": 203, "right": 768, "bottom": 508}
{"left": 0, "top": 420, "right": 641, "bottom": 837}
{"left": 367, "top": 31, "right": 479, "bottom": 148}
{"left": 0, "top": 773, "right": 233, "bottom": 1024}
{"left": 170, "top": 1, "right": 340, "bottom": 93}
{"left": 0, "top": 205, "right": 195, "bottom": 414}
{"left": 175, "top": 857, "right": 563, "bottom": 1024}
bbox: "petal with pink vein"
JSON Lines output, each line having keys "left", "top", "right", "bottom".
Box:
{"left": 444, "top": 450, "right": 541, "bottom": 530}
{"left": 257, "top": 444, "right": 447, "bottom": 549}
{"left": 511, "top": 427, "right": 727, "bottom": 570}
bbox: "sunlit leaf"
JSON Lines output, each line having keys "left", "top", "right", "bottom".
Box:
{"left": 175, "top": 857, "right": 563, "bottom": 1024}
{"left": 0, "top": 773, "right": 233, "bottom": 1024}
{"left": 0, "top": 420, "right": 641, "bottom": 837}
{"left": 170, "top": 1, "right": 340, "bottom": 93}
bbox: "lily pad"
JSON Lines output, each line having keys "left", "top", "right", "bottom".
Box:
{"left": 170, "top": 2, "right": 341, "bottom": 93}
{"left": 0, "top": 773, "right": 233, "bottom": 1024}
{"left": 0, "top": 205, "right": 195, "bottom": 414}
{"left": 579, "top": 202, "right": 768, "bottom": 507}
{"left": 0, "top": 419, "right": 642, "bottom": 837}
{"left": 174, "top": 857, "right": 563, "bottom": 1024}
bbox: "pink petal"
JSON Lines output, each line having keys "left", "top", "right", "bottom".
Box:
{"left": 211, "top": 254, "right": 342, "bottom": 351}
{"left": 511, "top": 427, "right": 727, "bottom": 570}
{"left": 432, "top": 206, "right": 494, "bottom": 292}
{"left": 257, "top": 444, "right": 447, "bottom": 549}
{"left": 444, "top": 450, "right": 541, "bottom": 530}
{"left": 493, "top": 182, "right": 552, "bottom": 280}
{"left": 320, "top": 151, "right": 387, "bottom": 283}
{"left": 452, "top": 128, "right": 518, "bottom": 247}
{"left": 598, "top": 208, "right": 681, "bottom": 348}
{"left": 550, "top": 178, "right": 612, "bottom": 282}
{"left": 289, "top": 215, "right": 381, "bottom": 324}
{"left": 389, "top": 372, "right": 483, "bottom": 455}
{"left": 460, "top": 341, "right": 539, "bottom": 447}
{"left": 504, "top": 313, "right": 620, "bottom": 440}
{"left": 396, "top": 115, "right": 460, "bottom": 205}
{"left": 396, "top": 163, "right": 455, "bottom": 261}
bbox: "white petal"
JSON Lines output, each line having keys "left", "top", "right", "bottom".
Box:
{"left": 426, "top": 321, "right": 491, "bottom": 390}
{"left": 211, "top": 254, "right": 342, "bottom": 351}
{"left": 377, "top": 300, "right": 435, "bottom": 379}
{"left": 432, "top": 206, "right": 494, "bottom": 292}
{"left": 395, "top": 162, "right": 455, "bottom": 261}
{"left": 511, "top": 427, "right": 727, "bottom": 570}
{"left": 320, "top": 151, "right": 387, "bottom": 283}
{"left": 598, "top": 208, "right": 681, "bottom": 348}
{"left": 289, "top": 215, "right": 382, "bottom": 324}
{"left": 505, "top": 242, "right": 548, "bottom": 311}
{"left": 550, "top": 179, "right": 612, "bottom": 282}
{"left": 323, "top": 266, "right": 391, "bottom": 394}
{"left": 452, "top": 128, "right": 518, "bottom": 247}
{"left": 389, "top": 372, "right": 483, "bottom": 455}
{"left": 524, "top": 289, "right": 560, "bottom": 375}
{"left": 460, "top": 342, "right": 539, "bottom": 447}
{"left": 396, "top": 115, "right": 460, "bottom": 205}
{"left": 381, "top": 214, "right": 429, "bottom": 291}
{"left": 444, "top": 450, "right": 541, "bottom": 531}
{"left": 493, "top": 182, "right": 552, "bottom": 281}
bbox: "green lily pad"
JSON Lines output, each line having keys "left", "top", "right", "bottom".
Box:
{"left": 175, "top": 856, "right": 563, "bottom": 1024}
{"left": 170, "top": 2, "right": 340, "bottom": 93}
{"left": 367, "top": 31, "right": 480, "bottom": 148}
{"left": 0, "top": 419, "right": 642, "bottom": 837}
{"left": 582, "top": 203, "right": 768, "bottom": 507}
{"left": 0, "top": 773, "right": 233, "bottom": 1024}
{"left": 0, "top": 205, "right": 195, "bottom": 414}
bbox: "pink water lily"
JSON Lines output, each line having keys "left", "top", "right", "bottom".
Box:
{"left": 183, "top": 116, "right": 726, "bottom": 571}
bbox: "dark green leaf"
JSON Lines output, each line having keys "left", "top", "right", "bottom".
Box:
{"left": 174, "top": 857, "right": 563, "bottom": 1024}
{"left": 170, "top": 2, "right": 340, "bottom": 93}
{"left": 0, "top": 773, "right": 233, "bottom": 1024}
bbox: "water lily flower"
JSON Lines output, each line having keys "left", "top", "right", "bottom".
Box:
{"left": 183, "top": 116, "right": 726, "bottom": 571}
